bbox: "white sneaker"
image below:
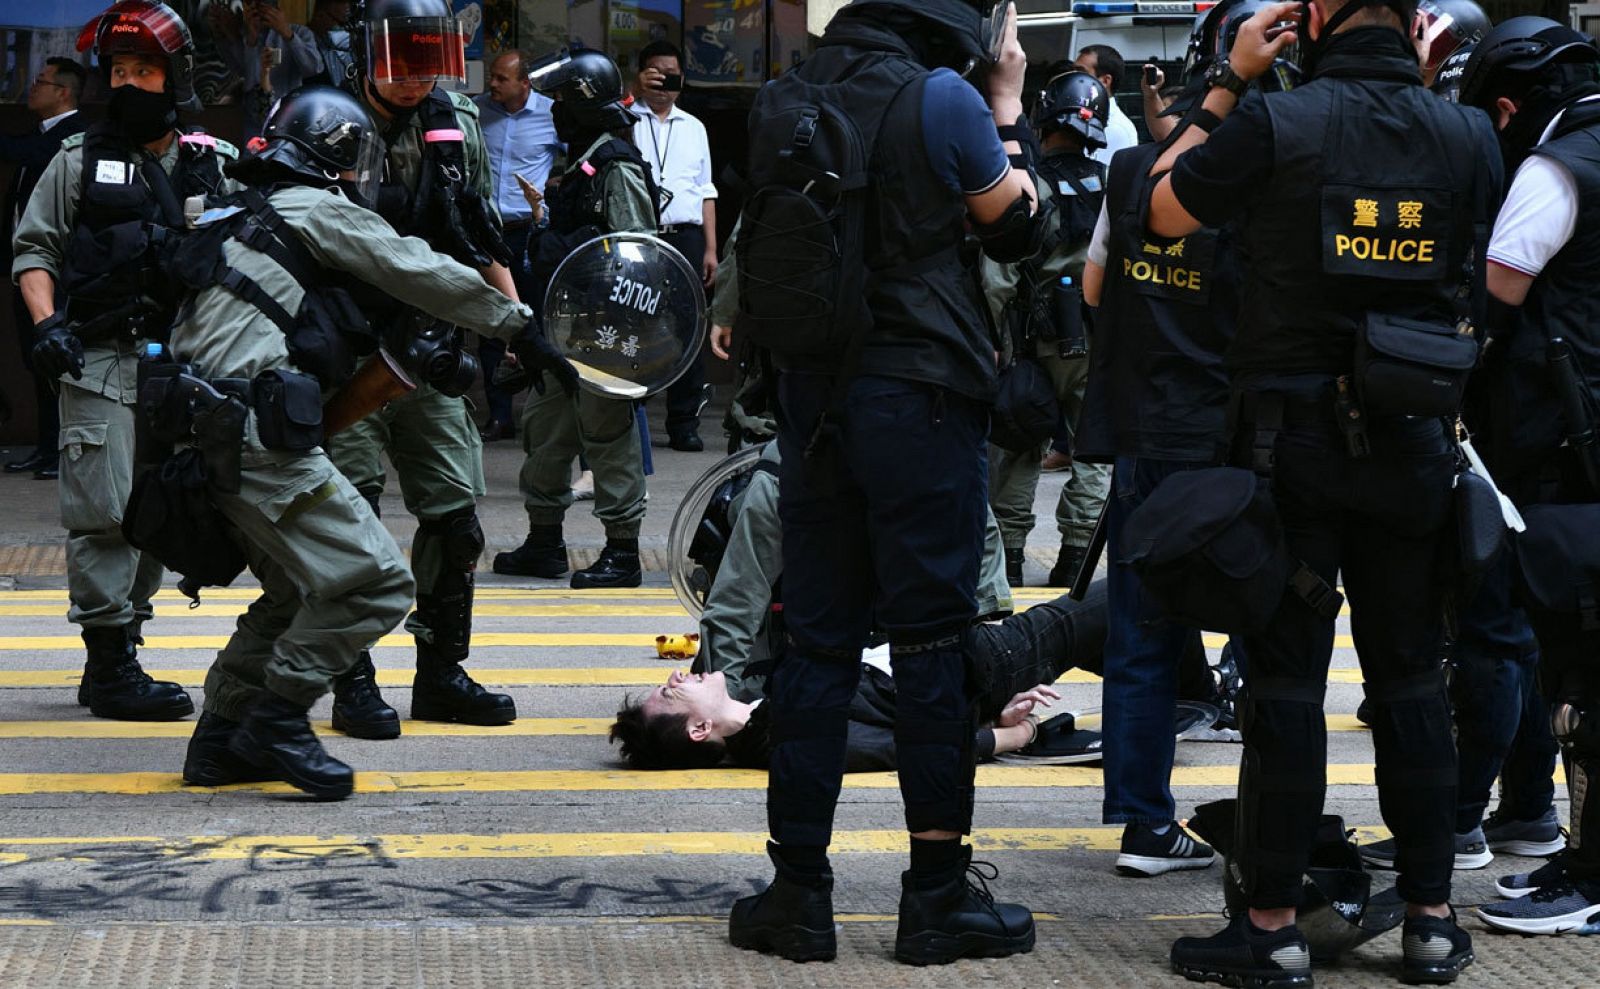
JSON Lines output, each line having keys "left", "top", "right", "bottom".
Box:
{"left": 571, "top": 470, "right": 595, "bottom": 501}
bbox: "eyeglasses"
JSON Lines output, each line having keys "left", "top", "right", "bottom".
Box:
{"left": 31, "top": 78, "right": 67, "bottom": 89}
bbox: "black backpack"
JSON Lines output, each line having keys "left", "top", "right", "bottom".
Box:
{"left": 735, "top": 64, "right": 916, "bottom": 362}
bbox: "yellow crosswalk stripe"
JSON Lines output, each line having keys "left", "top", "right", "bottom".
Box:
{"left": 0, "top": 715, "right": 1368, "bottom": 739}
{"left": 0, "top": 632, "right": 1360, "bottom": 651}
{"left": 0, "top": 825, "right": 1394, "bottom": 860}
{"left": 0, "top": 762, "right": 1505, "bottom": 796}
{"left": 0, "top": 666, "right": 1370, "bottom": 688}
{"left": 0, "top": 604, "right": 691, "bottom": 619}
{"left": 0, "top": 588, "right": 680, "bottom": 601}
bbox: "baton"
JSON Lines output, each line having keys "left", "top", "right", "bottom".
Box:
{"left": 1068, "top": 497, "right": 1110, "bottom": 601}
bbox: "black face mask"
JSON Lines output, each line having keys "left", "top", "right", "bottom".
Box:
{"left": 551, "top": 101, "right": 595, "bottom": 146}
{"left": 1495, "top": 68, "right": 1600, "bottom": 169}
{"left": 108, "top": 84, "right": 176, "bottom": 145}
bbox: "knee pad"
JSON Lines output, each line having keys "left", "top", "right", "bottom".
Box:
{"left": 417, "top": 507, "right": 485, "bottom": 572}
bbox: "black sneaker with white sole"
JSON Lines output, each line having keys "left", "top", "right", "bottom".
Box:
{"left": 1495, "top": 853, "right": 1569, "bottom": 899}
{"left": 1117, "top": 822, "right": 1215, "bottom": 877}
{"left": 1477, "top": 878, "right": 1600, "bottom": 935}
{"left": 1483, "top": 807, "right": 1566, "bottom": 858}
{"left": 1170, "top": 915, "right": 1312, "bottom": 989}
{"left": 1359, "top": 827, "right": 1491, "bottom": 871}
{"left": 1401, "top": 911, "right": 1474, "bottom": 984}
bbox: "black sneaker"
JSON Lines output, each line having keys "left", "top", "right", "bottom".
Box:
{"left": 1495, "top": 852, "right": 1570, "bottom": 899}
{"left": 1170, "top": 915, "right": 1312, "bottom": 988}
{"left": 1401, "top": 910, "right": 1474, "bottom": 983}
{"left": 1004, "top": 546, "right": 1025, "bottom": 587}
{"left": 1360, "top": 827, "right": 1491, "bottom": 871}
{"left": 728, "top": 844, "right": 836, "bottom": 962}
{"left": 1483, "top": 806, "right": 1566, "bottom": 857}
{"left": 1478, "top": 878, "right": 1600, "bottom": 935}
{"left": 894, "top": 849, "right": 1034, "bottom": 966}
{"left": 1117, "top": 822, "right": 1216, "bottom": 877}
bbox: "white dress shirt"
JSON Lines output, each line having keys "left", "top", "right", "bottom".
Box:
{"left": 630, "top": 102, "right": 717, "bottom": 228}
{"left": 1093, "top": 100, "right": 1139, "bottom": 169}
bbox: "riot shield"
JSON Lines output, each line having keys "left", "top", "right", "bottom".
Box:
{"left": 543, "top": 233, "right": 707, "bottom": 400}
{"left": 668, "top": 446, "right": 766, "bottom": 618}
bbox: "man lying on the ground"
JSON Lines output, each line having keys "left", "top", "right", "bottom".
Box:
{"left": 611, "top": 581, "right": 1220, "bottom": 771}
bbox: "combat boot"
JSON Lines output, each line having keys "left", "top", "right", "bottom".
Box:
{"left": 229, "top": 692, "right": 354, "bottom": 800}
{"left": 729, "top": 843, "right": 837, "bottom": 962}
{"left": 1048, "top": 543, "right": 1087, "bottom": 588}
{"left": 894, "top": 845, "right": 1035, "bottom": 966}
{"left": 1004, "top": 546, "right": 1025, "bottom": 587}
{"left": 492, "top": 524, "right": 568, "bottom": 578}
{"left": 572, "top": 541, "right": 642, "bottom": 589}
{"left": 330, "top": 651, "right": 401, "bottom": 739}
{"left": 80, "top": 625, "right": 194, "bottom": 721}
{"left": 77, "top": 617, "right": 146, "bottom": 707}
{"left": 412, "top": 647, "right": 517, "bottom": 725}
{"left": 183, "top": 712, "right": 276, "bottom": 786}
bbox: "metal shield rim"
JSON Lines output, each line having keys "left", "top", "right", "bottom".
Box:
{"left": 667, "top": 445, "right": 766, "bottom": 619}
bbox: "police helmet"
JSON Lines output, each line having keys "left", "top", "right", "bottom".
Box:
{"left": 1429, "top": 41, "right": 1475, "bottom": 101}
{"left": 355, "top": 0, "right": 467, "bottom": 86}
{"left": 1413, "top": 0, "right": 1489, "bottom": 75}
{"left": 1181, "top": 0, "right": 1300, "bottom": 93}
{"left": 76, "top": 0, "right": 199, "bottom": 111}
{"left": 1033, "top": 70, "right": 1109, "bottom": 150}
{"left": 250, "top": 86, "right": 386, "bottom": 204}
{"left": 526, "top": 48, "right": 634, "bottom": 133}
{"left": 1457, "top": 16, "right": 1600, "bottom": 109}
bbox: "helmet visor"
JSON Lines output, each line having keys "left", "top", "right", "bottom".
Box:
{"left": 1415, "top": 10, "right": 1472, "bottom": 70}
{"left": 366, "top": 17, "right": 466, "bottom": 84}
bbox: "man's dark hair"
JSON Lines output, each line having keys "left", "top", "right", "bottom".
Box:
{"left": 1079, "top": 44, "right": 1125, "bottom": 92}
{"left": 609, "top": 696, "right": 727, "bottom": 770}
{"left": 46, "top": 58, "right": 86, "bottom": 104}
{"left": 638, "top": 40, "right": 683, "bottom": 71}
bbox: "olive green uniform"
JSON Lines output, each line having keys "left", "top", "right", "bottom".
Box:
{"left": 698, "top": 445, "right": 1014, "bottom": 702}
{"left": 169, "top": 184, "right": 533, "bottom": 717}
{"left": 10, "top": 132, "right": 235, "bottom": 632}
{"left": 516, "top": 134, "right": 657, "bottom": 541}
{"left": 980, "top": 149, "right": 1111, "bottom": 565}
{"left": 328, "top": 90, "right": 493, "bottom": 647}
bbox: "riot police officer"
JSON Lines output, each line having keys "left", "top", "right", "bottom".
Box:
{"left": 11, "top": 0, "right": 232, "bottom": 722}
{"left": 163, "top": 86, "right": 574, "bottom": 799}
{"left": 1411, "top": 0, "right": 1488, "bottom": 89}
{"left": 492, "top": 49, "right": 659, "bottom": 590}
{"left": 982, "top": 69, "right": 1108, "bottom": 588}
{"left": 725, "top": 0, "right": 1051, "bottom": 967}
{"left": 1457, "top": 16, "right": 1600, "bottom": 935}
{"left": 1073, "top": 0, "right": 1262, "bottom": 882}
{"left": 1145, "top": 0, "right": 1501, "bottom": 982}
{"left": 324, "top": 0, "right": 521, "bottom": 739}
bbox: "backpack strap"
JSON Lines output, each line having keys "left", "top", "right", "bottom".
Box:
{"left": 196, "top": 187, "right": 330, "bottom": 335}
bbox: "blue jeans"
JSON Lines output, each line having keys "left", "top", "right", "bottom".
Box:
{"left": 1451, "top": 555, "right": 1556, "bottom": 831}
{"left": 1102, "top": 455, "right": 1210, "bottom": 825}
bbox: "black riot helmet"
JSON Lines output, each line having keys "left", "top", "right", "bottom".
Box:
{"left": 354, "top": 0, "right": 467, "bottom": 86}
{"left": 237, "top": 85, "right": 386, "bottom": 204}
{"left": 825, "top": 0, "right": 1001, "bottom": 77}
{"left": 1033, "top": 70, "right": 1109, "bottom": 150}
{"left": 1413, "top": 0, "right": 1489, "bottom": 76}
{"left": 1183, "top": 0, "right": 1301, "bottom": 92}
{"left": 1429, "top": 40, "right": 1475, "bottom": 101}
{"left": 77, "top": 0, "right": 199, "bottom": 111}
{"left": 526, "top": 48, "right": 635, "bottom": 135}
{"left": 1457, "top": 16, "right": 1600, "bottom": 110}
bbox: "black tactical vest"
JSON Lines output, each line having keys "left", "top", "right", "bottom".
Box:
{"left": 1230, "top": 28, "right": 1496, "bottom": 381}
{"left": 790, "top": 36, "right": 994, "bottom": 400}
{"left": 1487, "top": 101, "right": 1600, "bottom": 483}
{"left": 527, "top": 136, "right": 662, "bottom": 304}
{"left": 378, "top": 88, "right": 470, "bottom": 238}
{"left": 1035, "top": 149, "right": 1105, "bottom": 259}
{"left": 63, "top": 124, "right": 225, "bottom": 337}
{"left": 1077, "top": 142, "right": 1237, "bottom": 463}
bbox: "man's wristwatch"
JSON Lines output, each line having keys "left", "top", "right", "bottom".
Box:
{"left": 1204, "top": 59, "right": 1250, "bottom": 99}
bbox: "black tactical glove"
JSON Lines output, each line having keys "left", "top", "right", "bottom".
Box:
{"left": 509, "top": 317, "right": 579, "bottom": 397}
{"left": 458, "top": 188, "right": 514, "bottom": 269}
{"left": 31, "top": 312, "right": 85, "bottom": 381}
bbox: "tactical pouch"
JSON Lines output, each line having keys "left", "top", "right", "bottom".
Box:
{"left": 251, "top": 369, "right": 324, "bottom": 452}
{"left": 1514, "top": 503, "right": 1600, "bottom": 643}
{"left": 1353, "top": 313, "right": 1477, "bottom": 417}
{"left": 990, "top": 357, "right": 1059, "bottom": 453}
{"left": 122, "top": 448, "right": 248, "bottom": 597}
{"left": 1453, "top": 466, "right": 1507, "bottom": 584}
{"left": 1120, "top": 467, "right": 1342, "bottom": 634}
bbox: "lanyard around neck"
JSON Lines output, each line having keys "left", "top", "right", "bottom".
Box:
{"left": 646, "top": 112, "right": 672, "bottom": 175}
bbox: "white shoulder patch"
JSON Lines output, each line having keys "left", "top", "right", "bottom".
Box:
{"left": 95, "top": 159, "right": 134, "bottom": 185}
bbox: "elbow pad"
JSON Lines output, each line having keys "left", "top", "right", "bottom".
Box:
{"left": 1482, "top": 293, "right": 1519, "bottom": 356}
{"left": 974, "top": 193, "right": 1053, "bottom": 264}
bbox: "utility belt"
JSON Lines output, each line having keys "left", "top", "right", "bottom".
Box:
{"left": 136, "top": 353, "right": 325, "bottom": 494}
{"left": 1015, "top": 274, "right": 1087, "bottom": 360}
{"left": 65, "top": 303, "right": 168, "bottom": 346}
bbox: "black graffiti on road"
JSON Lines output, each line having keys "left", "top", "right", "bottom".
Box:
{"left": 0, "top": 839, "right": 764, "bottom": 920}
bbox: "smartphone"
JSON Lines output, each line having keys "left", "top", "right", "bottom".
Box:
{"left": 662, "top": 73, "right": 684, "bottom": 92}
{"left": 1143, "top": 64, "right": 1159, "bottom": 87}
{"left": 264, "top": 47, "right": 283, "bottom": 68}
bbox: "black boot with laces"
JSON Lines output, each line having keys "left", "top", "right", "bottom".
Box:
{"left": 728, "top": 842, "right": 836, "bottom": 962}
{"left": 894, "top": 844, "right": 1035, "bottom": 965}
{"left": 331, "top": 651, "right": 401, "bottom": 739}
